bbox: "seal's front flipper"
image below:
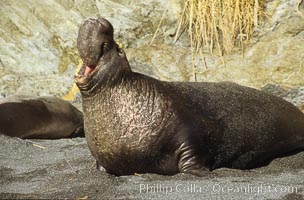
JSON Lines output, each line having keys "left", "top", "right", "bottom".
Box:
{"left": 177, "top": 142, "right": 212, "bottom": 177}
{"left": 71, "top": 125, "right": 85, "bottom": 138}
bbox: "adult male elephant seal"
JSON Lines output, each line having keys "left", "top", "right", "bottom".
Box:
{"left": 0, "top": 95, "right": 84, "bottom": 139}
{"left": 75, "top": 18, "right": 304, "bottom": 176}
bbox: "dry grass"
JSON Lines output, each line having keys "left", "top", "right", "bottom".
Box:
{"left": 176, "top": 0, "right": 266, "bottom": 55}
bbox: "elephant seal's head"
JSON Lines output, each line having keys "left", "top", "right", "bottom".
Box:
{"left": 75, "top": 18, "right": 130, "bottom": 96}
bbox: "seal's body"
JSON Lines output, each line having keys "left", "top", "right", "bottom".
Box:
{"left": 0, "top": 95, "right": 84, "bottom": 139}
{"left": 75, "top": 18, "right": 304, "bottom": 176}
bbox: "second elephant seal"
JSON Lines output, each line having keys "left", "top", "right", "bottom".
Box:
{"left": 0, "top": 95, "right": 84, "bottom": 139}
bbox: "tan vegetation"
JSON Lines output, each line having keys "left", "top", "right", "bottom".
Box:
{"left": 176, "top": 0, "right": 266, "bottom": 55}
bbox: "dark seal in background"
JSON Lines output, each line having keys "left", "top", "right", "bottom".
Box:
{"left": 0, "top": 95, "right": 84, "bottom": 139}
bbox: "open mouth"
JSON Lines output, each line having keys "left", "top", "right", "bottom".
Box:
{"left": 84, "top": 65, "right": 96, "bottom": 76}
{"left": 74, "top": 63, "right": 99, "bottom": 86}
{"left": 84, "top": 65, "right": 95, "bottom": 76}
{"left": 76, "top": 64, "right": 98, "bottom": 77}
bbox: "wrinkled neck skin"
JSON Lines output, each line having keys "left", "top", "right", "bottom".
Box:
{"left": 77, "top": 46, "right": 132, "bottom": 98}
{"left": 79, "top": 47, "right": 180, "bottom": 174}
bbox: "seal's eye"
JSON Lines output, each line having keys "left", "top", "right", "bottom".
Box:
{"left": 100, "top": 42, "right": 110, "bottom": 58}
{"left": 103, "top": 42, "right": 110, "bottom": 54}
{"left": 100, "top": 43, "right": 105, "bottom": 57}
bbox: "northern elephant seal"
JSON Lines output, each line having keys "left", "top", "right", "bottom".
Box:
{"left": 0, "top": 95, "right": 84, "bottom": 139}
{"left": 75, "top": 18, "right": 304, "bottom": 176}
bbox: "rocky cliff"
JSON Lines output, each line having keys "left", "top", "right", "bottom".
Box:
{"left": 0, "top": 0, "right": 303, "bottom": 102}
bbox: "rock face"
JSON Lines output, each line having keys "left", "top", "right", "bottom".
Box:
{"left": 0, "top": 0, "right": 303, "bottom": 102}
